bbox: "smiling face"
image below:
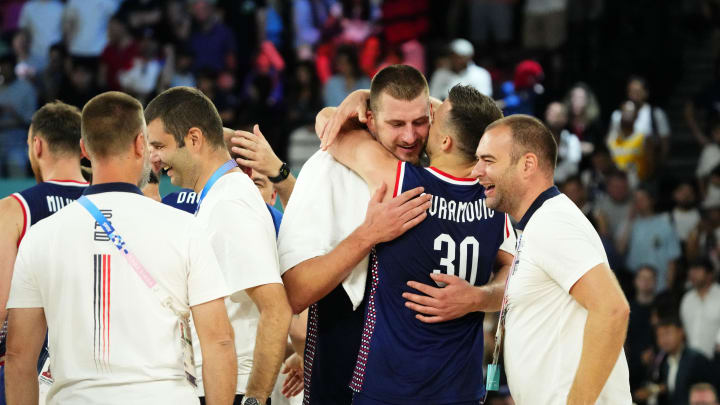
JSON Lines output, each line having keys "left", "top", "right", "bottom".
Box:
{"left": 367, "top": 92, "right": 430, "bottom": 164}
{"left": 147, "top": 118, "right": 195, "bottom": 189}
{"left": 471, "top": 125, "right": 521, "bottom": 215}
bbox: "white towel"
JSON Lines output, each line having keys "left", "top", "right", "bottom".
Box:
{"left": 278, "top": 150, "right": 370, "bottom": 310}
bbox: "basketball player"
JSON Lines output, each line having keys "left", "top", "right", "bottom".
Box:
{"left": 146, "top": 87, "right": 291, "bottom": 405}
{"left": 0, "top": 102, "right": 88, "bottom": 401}
{"left": 276, "top": 65, "right": 437, "bottom": 404}
{"left": 5, "top": 92, "right": 236, "bottom": 404}
{"left": 322, "top": 85, "right": 515, "bottom": 404}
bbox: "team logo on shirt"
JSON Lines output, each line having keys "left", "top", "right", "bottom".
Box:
{"left": 93, "top": 210, "right": 113, "bottom": 241}
{"left": 93, "top": 254, "right": 112, "bottom": 372}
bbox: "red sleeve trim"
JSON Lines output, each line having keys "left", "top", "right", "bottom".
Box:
{"left": 505, "top": 214, "right": 510, "bottom": 238}
{"left": 9, "top": 194, "right": 27, "bottom": 247}
{"left": 392, "top": 161, "right": 403, "bottom": 197}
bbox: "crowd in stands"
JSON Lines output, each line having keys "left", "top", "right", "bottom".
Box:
{"left": 1, "top": 0, "right": 720, "bottom": 404}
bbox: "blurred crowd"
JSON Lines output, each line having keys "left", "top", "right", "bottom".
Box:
{"left": 1, "top": 0, "right": 720, "bottom": 404}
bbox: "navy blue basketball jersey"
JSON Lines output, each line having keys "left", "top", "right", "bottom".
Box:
{"left": 3, "top": 179, "right": 88, "bottom": 368}
{"left": 161, "top": 189, "right": 199, "bottom": 214}
{"left": 11, "top": 179, "right": 89, "bottom": 246}
{"left": 350, "top": 162, "right": 513, "bottom": 404}
{"left": 162, "top": 188, "right": 283, "bottom": 236}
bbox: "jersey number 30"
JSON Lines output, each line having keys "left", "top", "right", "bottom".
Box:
{"left": 433, "top": 233, "right": 479, "bottom": 286}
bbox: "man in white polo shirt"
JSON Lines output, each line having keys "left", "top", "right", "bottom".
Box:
{"left": 5, "top": 91, "right": 236, "bottom": 405}
{"left": 472, "top": 114, "right": 632, "bottom": 404}
{"left": 146, "top": 86, "right": 291, "bottom": 405}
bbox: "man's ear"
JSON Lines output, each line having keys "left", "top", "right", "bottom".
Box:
{"left": 366, "top": 110, "right": 376, "bottom": 134}
{"left": 134, "top": 132, "right": 145, "bottom": 158}
{"left": 79, "top": 138, "right": 90, "bottom": 159}
{"left": 33, "top": 136, "right": 43, "bottom": 159}
{"left": 186, "top": 127, "right": 203, "bottom": 151}
{"left": 522, "top": 152, "right": 539, "bottom": 177}
{"left": 441, "top": 134, "right": 452, "bottom": 152}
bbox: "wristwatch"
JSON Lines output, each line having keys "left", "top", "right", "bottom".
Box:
{"left": 268, "top": 162, "right": 290, "bottom": 183}
{"left": 241, "top": 397, "right": 262, "bottom": 405}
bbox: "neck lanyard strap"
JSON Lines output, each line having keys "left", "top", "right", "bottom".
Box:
{"left": 195, "top": 159, "right": 238, "bottom": 214}
{"left": 78, "top": 196, "right": 185, "bottom": 318}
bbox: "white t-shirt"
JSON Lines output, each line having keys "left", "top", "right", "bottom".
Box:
{"left": 19, "top": 0, "right": 64, "bottom": 68}
{"left": 65, "top": 0, "right": 118, "bottom": 56}
{"left": 696, "top": 143, "right": 720, "bottom": 178}
{"left": 680, "top": 283, "right": 720, "bottom": 359}
{"left": 277, "top": 150, "right": 371, "bottom": 310}
{"left": 191, "top": 172, "right": 283, "bottom": 395}
{"left": 503, "top": 193, "right": 631, "bottom": 405}
{"left": 609, "top": 103, "right": 671, "bottom": 139}
{"left": 7, "top": 187, "right": 229, "bottom": 405}
{"left": 429, "top": 63, "right": 493, "bottom": 100}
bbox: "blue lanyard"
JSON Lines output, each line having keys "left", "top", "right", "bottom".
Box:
{"left": 77, "top": 196, "right": 157, "bottom": 288}
{"left": 195, "top": 159, "right": 238, "bottom": 214}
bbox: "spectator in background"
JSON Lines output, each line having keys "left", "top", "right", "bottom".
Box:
{"left": 594, "top": 170, "right": 633, "bottom": 240}
{"left": 58, "top": 60, "right": 98, "bottom": 109}
{"left": 323, "top": 45, "right": 370, "bottom": 107}
{"left": 581, "top": 145, "right": 614, "bottom": 202}
{"left": 610, "top": 76, "right": 671, "bottom": 161}
{"left": 607, "top": 100, "right": 651, "bottom": 187}
{"left": 11, "top": 29, "right": 41, "bottom": 81}
{"left": 0, "top": 53, "right": 37, "bottom": 177}
{"left": 468, "top": 0, "right": 514, "bottom": 49}
{"left": 695, "top": 121, "right": 720, "bottom": 196}
{"left": 564, "top": 82, "right": 603, "bottom": 149}
{"left": 1, "top": 0, "right": 27, "bottom": 36}
{"left": 116, "top": 0, "right": 163, "bottom": 37}
{"left": 217, "top": 0, "right": 268, "bottom": 81}
{"left": 671, "top": 182, "right": 702, "bottom": 248}
{"left": 686, "top": 58, "right": 720, "bottom": 147}
{"left": 18, "top": 0, "right": 64, "bottom": 70}
{"left": 497, "top": 59, "right": 544, "bottom": 116}
{"left": 545, "top": 101, "right": 581, "bottom": 183}
{"left": 653, "top": 318, "right": 712, "bottom": 405}
{"left": 37, "top": 43, "right": 66, "bottom": 104}
{"left": 680, "top": 259, "right": 720, "bottom": 359}
{"left": 617, "top": 187, "right": 682, "bottom": 292}
{"left": 62, "top": 0, "right": 118, "bottom": 61}
{"left": 189, "top": 0, "right": 237, "bottom": 73}
{"left": 118, "top": 36, "right": 161, "bottom": 103}
{"left": 689, "top": 383, "right": 719, "bottom": 405}
{"left": 523, "top": 0, "right": 568, "bottom": 52}
{"left": 292, "top": 0, "right": 337, "bottom": 53}
{"left": 627, "top": 265, "right": 659, "bottom": 394}
{"left": 156, "top": 0, "right": 192, "bottom": 47}
{"left": 687, "top": 196, "right": 720, "bottom": 266}
{"left": 286, "top": 61, "right": 323, "bottom": 172}
{"left": 198, "top": 69, "right": 240, "bottom": 128}
{"left": 157, "top": 47, "right": 196, "bottom": 91}
{"left": 429, "top": 39, "right": 492, "bottom": 100}
{"left": 99, "top": 16, "right": 139, "bottom": 91}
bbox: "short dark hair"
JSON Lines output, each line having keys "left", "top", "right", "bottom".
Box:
{"left": 656, "top": 316, "right": 684, "bottom": 330}
{"left": 369, "top": 64, "right": 429, "bottom": 113}
{"left": 446, "top": 84, "right": 503, "bottom": 161}
{"left": 688, "top": 258, "right": 714, "bottom": 273}
{"left": 636, "top": 264, "right": 658, "bottom": 278}
{"left": 485, "top": 114, "right": 557, "bottom": 172}
{"left": 81, "top": 91, "right": 145, "bottom": 158}
{"left": 144, "top": 86, "right": 224, "bottom": 149}
{"left": 30, "top": 101, "right": 82, "bottom": 156}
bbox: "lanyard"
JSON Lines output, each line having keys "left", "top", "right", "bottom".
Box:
{"left": 486, "top": 186, "right": 560, "bottom": 393}
{"left": 195, "top": 159, "right": 238, "bottom": 214}
{"left": 78, "top": 195, "right": 185, "bottom": 318}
